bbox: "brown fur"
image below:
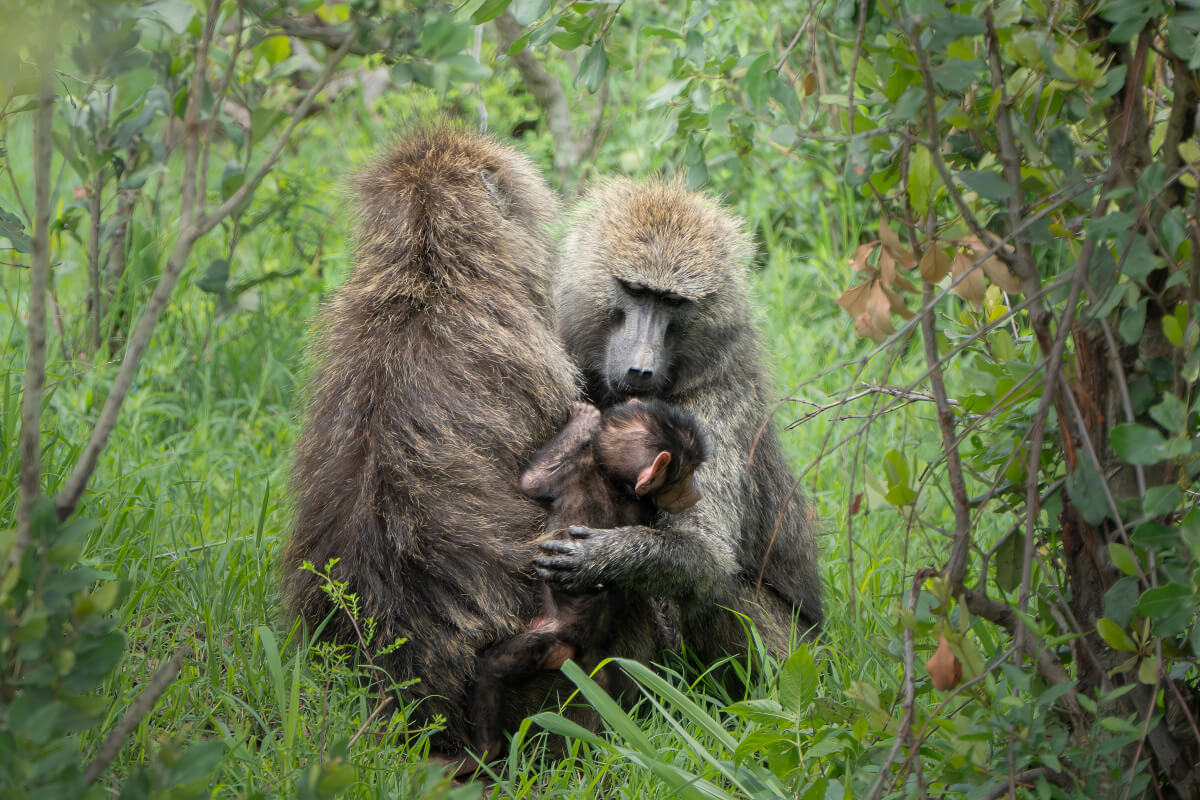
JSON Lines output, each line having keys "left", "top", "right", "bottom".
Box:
{"left": 468, "top": 400, "right": 706, "bottom": 756}
{"left": 545, "top": 177, "right": 823, "bottom": 666}
{"left": 281, "top": 124, "right": 578, "bottom": 755}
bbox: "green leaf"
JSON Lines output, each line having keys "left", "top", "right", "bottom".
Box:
{"left": 1143, "top": 484, "right": 1182, "bottom": 516}
{"left": 1180, "top": 508, "right": 1200, "bottom": 557}
{"left": 907, "top": 144, "right": 936, "bottom": 213}
{"left": 994, "top": 531, "right": 1024, "bottom": 593}
{"left": 1118, "top": 297, "right": 1147, "bottom": 343}
{"left": 1135, "top": 582, "right": 1191, "bottom": 621}
{"left": 510, "top": 0, "right": 550, "bottom": 26}
{"left": 558, "top": 659, "right": 654, "bottom": 754}
{"left": 1104, "top": 576, "right": 1139, "bottom": 627}
{"left": 577, "top": 43, "right": 607, "bottom": 94}
{"left": 0, "top": 205, "right": 31, "bottom": 253}
{"left": 777, "top": 645, "right": 817, "bottom": 711}
{"left": 472, "top": 0, "right": 511, "bottom": 24}
{"left": 196, "top": 259, "right": 229, "bottom": 294}
{"left": 1066, "top": 457, "right": 1109, "bottom": 524}
{"left": 645, "top": 78, "right": 689, "bottom": 110}
{"left": 140, "top": 0, "right": 196, "bottom": 34}
{"left": 959, "top": 170, "right": 1014, "bottom": 202}
{"left": 1108, "top": 542, "right": 1138, "bottom": 577}
{"left": 769, "top": 125, "right": 797, "bottom": 148}
{"left": 1137, "top": 655, "right": 1159, "bottom": 684}
{"left": 1150, "top": 394, "right": 1188, "bottom": 434}
{"left": 1110, "top": 423, "right": 1169, "bottom": 465}
{"left": 1096, "top": 618, "right": 1137, "bottom": 652}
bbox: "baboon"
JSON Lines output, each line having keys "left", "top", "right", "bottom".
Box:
{"left": 540, "top": 177, "right": 823, "bottom": 666}
{"left": 468, "top": 399, "right": 708, "bottom": 755}
{"left": 282, "top": 124, "right": 579, "bottom": 757}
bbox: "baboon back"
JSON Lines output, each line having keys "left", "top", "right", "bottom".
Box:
{"left": 282, "top": 125, "right": 578, "bottom": 754}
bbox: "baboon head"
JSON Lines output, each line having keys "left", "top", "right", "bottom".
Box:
{"left": 594, "top": 399, "right": 708, "bottom": 514}
{"left": 558, "top": 178, "right": 754, "bottom": 403}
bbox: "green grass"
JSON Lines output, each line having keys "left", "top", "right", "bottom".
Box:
{"left": 0, "top": 90, "right": 957, "bottom": 798}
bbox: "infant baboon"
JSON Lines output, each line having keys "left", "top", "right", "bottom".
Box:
{"left": 543, "top": 178, "right": 823, "bottom": 665}
{"left": 468, "top": 399, "right": 707, "bottom": 756}
{"left": 282, "top": 124, "right": 578, "bottom": 757}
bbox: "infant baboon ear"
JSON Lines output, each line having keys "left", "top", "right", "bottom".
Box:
{"left": 635, "top": 451, "right": 672, "bottom": 496}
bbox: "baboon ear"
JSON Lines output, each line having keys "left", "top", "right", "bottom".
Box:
{"left": 635, "top": 451, "right": 672, "bottom": 495}
{"left": 479, "top": 169, "right": 510, "bottom": 217}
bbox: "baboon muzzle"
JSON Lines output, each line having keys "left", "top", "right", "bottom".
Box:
{"left": 610, "top": 298, "right": 670, "bottom": 394}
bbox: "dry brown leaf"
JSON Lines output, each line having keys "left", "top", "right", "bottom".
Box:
{"left": 919, "top": 246, "right": 951, "bottom": 283}
{"left": 837, "top": 282, "right": 873, "bottom": 317}
{"left": 962, "top": 235, "right": 1023, "bottom": 293}
{"left": 878, "top": 218, "right": 917, "bottom": 269}
{"left": 880, "top": 249, "right": 917, "bottom": 292}
{"left": 803, "top": 72, "right": 817, "bottom": 96}
{"left": 951, "top": 249, "right": 986, "bottom": 306}
{"left": 853, "top": 281, "right": 895, "bottom": 342}
{"left": 883, "top": 285, "right": 915, "bottom": 319}
{"left": 848, "top": 242, "right": 879, "bottom": 273}
{"left": 926, "top": 631, "right": 963, "bottom": 691}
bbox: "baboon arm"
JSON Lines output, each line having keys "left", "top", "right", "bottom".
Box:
{"left": 532, "top": 507, "right": 741, "bottom": 602}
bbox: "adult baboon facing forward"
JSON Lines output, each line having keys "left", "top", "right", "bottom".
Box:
{"left": 539, "top": 178, "right": 823, "bottom": 664}
{"left": 282, "top": 125, "right": 578, "bottom": 755}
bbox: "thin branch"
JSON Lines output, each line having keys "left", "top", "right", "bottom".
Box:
{"left": 53, "top": 18, "right": 353, "bottom": 520}
{"left": 12, "top": 9, "right": 57, "bottom": 570}
{"left": 195, "top": 31, "right": 353, "bottom": 236}
{"left": 493, "top": 12, "right": 579, "bottom": 182}
{"left": 84, "top": 643, "right": 191, "bottom": 785}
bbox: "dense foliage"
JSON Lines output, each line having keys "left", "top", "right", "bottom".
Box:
{"left": 2, "top": 0, "right": 1197, "bottom": 797}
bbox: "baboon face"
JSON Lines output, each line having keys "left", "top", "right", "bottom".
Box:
{"left": 603, "top": 280, "right": 697, "bottom": 397}
{"left": 560, "top": 178, "right": 753, "bottom": 405}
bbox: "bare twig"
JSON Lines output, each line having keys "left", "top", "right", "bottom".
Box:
{"left": 84, "top": 643, "right": 191, "bottom": 785}
{"left": 347, "top": 695, "right": 394, "bottom": 749}
{"left": 53, "top": 12, "right": 354, "bottom": 520}
{"left": 493, "top": 12, "right": 579, "bottom": 182}
{"left": 12, "top": 10, "right": 57, "bottom": 571}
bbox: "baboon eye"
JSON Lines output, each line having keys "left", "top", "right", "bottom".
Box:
{"left": 661, "top": 293, "right": 691, "bottom": 307}
{"left": 618, "top": 279, "right": 649, "bottom": 298}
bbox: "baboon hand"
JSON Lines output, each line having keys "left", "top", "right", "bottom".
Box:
{"left": 533, "top": 526, "right": 616, "bottom": 592}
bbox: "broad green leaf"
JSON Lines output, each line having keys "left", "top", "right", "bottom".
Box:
{"left": 959, "top": 170, "right": 1014, "bottom": 202}
{"left": 1108, "top": 542, "right": 1138, "bottom": 577}
{"left": 1135, "top": 582, "right": 1191, "bottom": 621}
{"left": 1096, "top": 618, "right": 1136, "bottom": 652}
{"left": 1181, "top": 508, "right": 1200, "bottom": 557}
{"left": 509, "top": 0, "right": 549, "bottom": 26}
{"left": 645, "top": 78, "right": 689, "bottom": 110}
{"left": 777, "top": 645, "right": 817, "bottom": 711}
{"left": 994, "top": 531, "right": 1024, "bottom": 593}
{"left": 1150, "top": 393, "right": 1188, "bottom": 434}
{"left": 1110, "top": 423, "right": 1169, "bottom": 465}
{"left": 908, "top": 144, "right": 936, "bottom": 213}
{"left": 577, "top": 43, "right": 607, "bottom": 94}
{"left": 472, "top": 0, "right": 511, "bottom": 24}
{"left": 1066, "top": 457, "right": 1109, "bottom": 524}
{"left": 1143, "top": 484, "right": 1182, "bottom": 516}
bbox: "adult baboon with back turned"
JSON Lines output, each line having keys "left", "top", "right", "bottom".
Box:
{"left": 282, "top": 124, "right": 578, "bottom": 756}
{"left": 537, "top": 177, "right": 823, "bottom": 664}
